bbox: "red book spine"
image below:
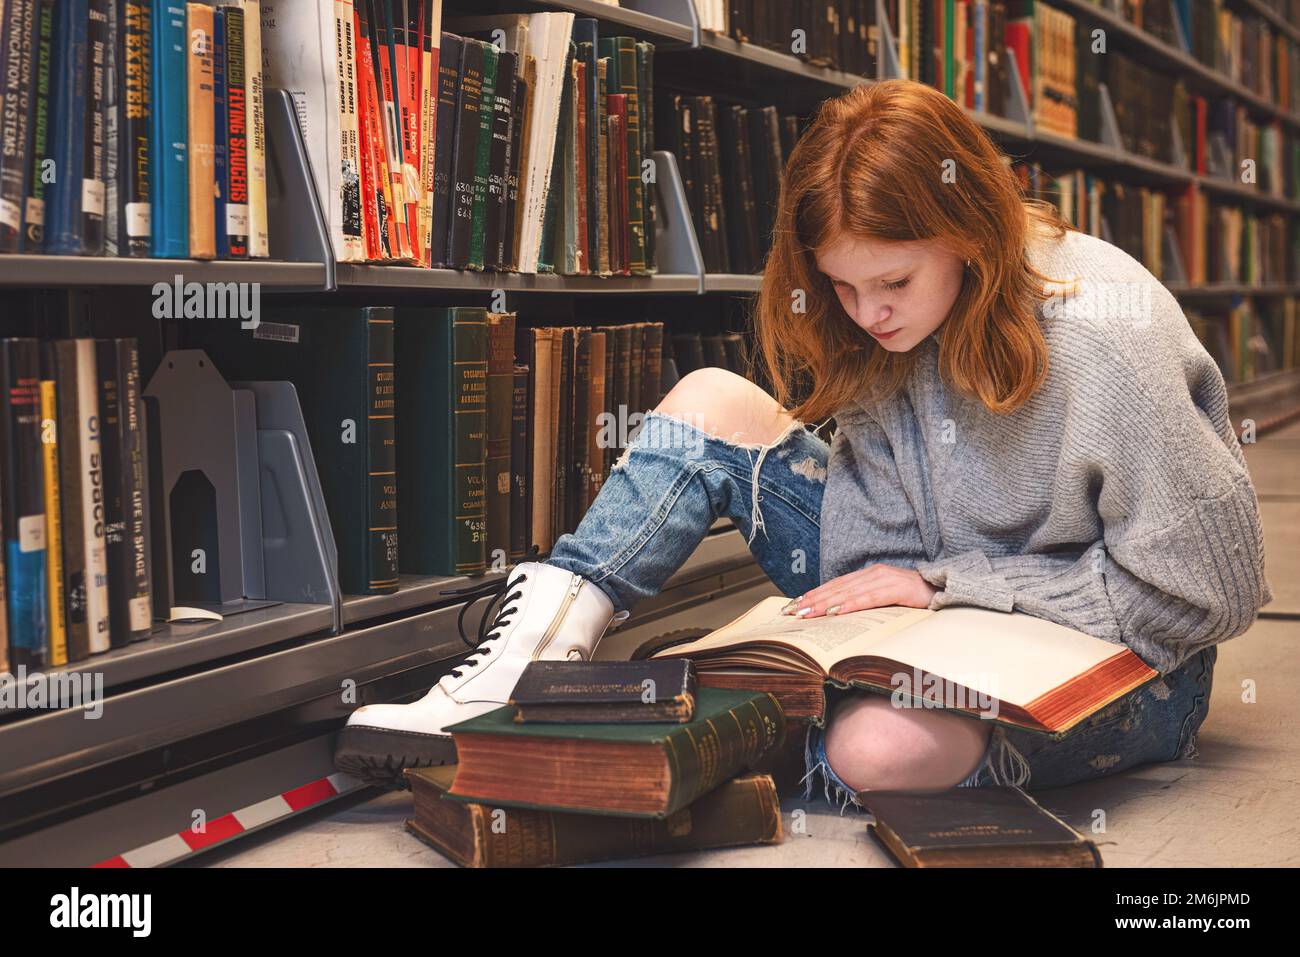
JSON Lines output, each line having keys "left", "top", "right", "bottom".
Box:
{"left": 400, "top": 1, "right": 422, "bottom": 256}
{"left": 355, "top": 9, "right": 383, "bottom": 260}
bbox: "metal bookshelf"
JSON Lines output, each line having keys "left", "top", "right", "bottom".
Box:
{"left": 4, "top": 0, "right": 1300, "bottom": 867}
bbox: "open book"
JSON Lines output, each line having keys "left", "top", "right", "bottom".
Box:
{"left": 644, "top": 596, "right": 1157, "bottom": 736}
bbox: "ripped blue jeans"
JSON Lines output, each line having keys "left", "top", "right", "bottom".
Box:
{"left": 546, "top": 409, "right": 1217, "bottom": 810}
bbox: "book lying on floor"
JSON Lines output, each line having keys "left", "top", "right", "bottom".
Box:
{"left": 642, "top": 595, "right": 1157, "bottom": 736}
{"left": 509, "top": 659, "right": 699, "bottom": 723}
{"left": 405, "top": 765, "right": 782, "bottom": 867}
{"left": 443, "top": 687, "right": 786, "bottom": 818}
{"left": 862, "top": 787, "right": 1103, "bottom": 868}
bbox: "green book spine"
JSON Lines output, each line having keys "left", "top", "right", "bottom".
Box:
{"left": 945, "top": 0, "right": 955, "bottom": 98}
{"left": 467, "top": 43, "right": 499, "bottom": 271}
{"left": 396, "top": 307, "right": 488, "bottom": 576}
{"left": 537, "top": 44, "right": 575, "bottom": 273}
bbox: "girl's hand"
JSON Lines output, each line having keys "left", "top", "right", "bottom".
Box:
{"left": 781, "top": 564, "right": 938, "bottom": 618}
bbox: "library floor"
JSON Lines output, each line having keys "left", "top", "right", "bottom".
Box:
{"left": 192, "top": 421, "right": 1300, "bottom": 869}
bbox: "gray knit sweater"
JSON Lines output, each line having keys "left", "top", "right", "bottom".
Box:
{"left": 819, "top": 226, "right": 1272, "bottom": 675}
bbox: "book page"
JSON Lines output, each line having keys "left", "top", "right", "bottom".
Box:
{"left": 652, "top": 595, "right": 933, "bottom": 673}
{"left": 869, "top": 607, "right": 1129, "bottom": 706}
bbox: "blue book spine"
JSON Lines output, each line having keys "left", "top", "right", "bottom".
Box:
{"left": 4, "top": 543, "right": 47, "bottom": 664}
{"left": 45, "top": 0, "right": 89, "bottom": 255}
{"left": 151, "top": 2, "right": 188, "bottom": 257}
{"left": 212, "top": 5, "right": 228, "bottom": 258}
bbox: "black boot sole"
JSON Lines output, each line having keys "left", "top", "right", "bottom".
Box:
{"left": 333, "top": 725, "right": 458, "bottom": 790}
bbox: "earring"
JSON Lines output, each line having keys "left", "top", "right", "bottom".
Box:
{"left": 964, "top": 258, "right": 972, "bottom": 268}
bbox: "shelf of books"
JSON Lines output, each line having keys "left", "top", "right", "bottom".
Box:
{"left": 3, "top": 0, "right": 1300, "bottom": 865}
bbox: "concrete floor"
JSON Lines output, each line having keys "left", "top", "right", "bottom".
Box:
{"left": 196, "top": 420, "right": 1300, "bottom": 868}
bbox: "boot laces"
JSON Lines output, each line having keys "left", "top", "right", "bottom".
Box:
{"left": 438, "top": 550, "right": 540, "bottom": 679}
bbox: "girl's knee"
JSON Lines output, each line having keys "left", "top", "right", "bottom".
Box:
{"left": 657, "top": 368, "right": 790, "bottom": 445}
{"left": 823, "top": 694, "right": 992, "bottom": 793}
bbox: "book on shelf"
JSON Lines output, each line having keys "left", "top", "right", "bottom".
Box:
{"left": 442, "top": 686, "right": 787, "bottom": 819}
{"left": 643, "top": 593, "right": 1158, "bottom": 736}
{"left": 405, "top": 763, "right": 782, "bottom": 868}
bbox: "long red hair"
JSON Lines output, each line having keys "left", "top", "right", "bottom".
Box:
{"left": 754, "top": 79, "right": 1071, "bottom": 422}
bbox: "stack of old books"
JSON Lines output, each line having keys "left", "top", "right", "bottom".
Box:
{"left": 403, "top": 660, "right": 789, "bottom": 867}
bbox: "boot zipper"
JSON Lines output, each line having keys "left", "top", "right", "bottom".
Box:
{"left": 532, "top": 573, "right": 583, "bottom": 659}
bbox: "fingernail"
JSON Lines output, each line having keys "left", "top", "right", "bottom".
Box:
{"left": 780, "top": 600, "right": 797, "bottom": 614}
{"left": 826, "top": 604, "right": 842, "bottom": 616}
{"left": 794, "top": 607, "right": 813, "bottom": 618}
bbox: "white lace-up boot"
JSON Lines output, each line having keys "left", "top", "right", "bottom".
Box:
{"left": 334, "top": 562, "right": 629, "bottom": 786}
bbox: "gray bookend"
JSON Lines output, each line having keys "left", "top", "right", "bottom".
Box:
{"left": 1097, "top": 81, "right": 1124, "bottom": 152}
{"left": 1003, "top": 46, "right": 1032, "bottom": 128}
{"left": 265, "top": 88, "right": 335, "bottom": 289}
{"left": 875, "top": 0, "right": 903, "bottom": 81}
{"left": 652, "top": 149, "right": 706, "bottom": 288}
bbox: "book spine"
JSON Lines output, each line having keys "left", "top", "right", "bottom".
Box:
{"left": 447, "top": 38, "right": 483, "bottom": 269}
{"left": 484, "top": 50, "right": 515, "bottom": 271}
{"left": 212, "top": 6, "right": 229, "bottom": 256}
{"left": 219, "top": 3, "right": 249, "bottom": 258}
{"left": 103, "top": 0, "right": 120, "bottom": 256}
{"left": 367, "top": 314, "right": 399, "bottom": 591}
{"left": 369, "top": 0, "right": 411, "bottom": 260}
{"left": 150, "top": 2, "right": 187, "bottom": 257}
{"left": 22, "top": 0, "right": 54, "bottom": 251}
{"left": 396, "top": 0, "right": 421, "bottom": 257}
{"left": 0, "top": 0, "right": 40, "bottom": 253}
{"left": 485, "top": 312, "right": 515, "bottom": 565}
{"left": 595, "top": 57, "right": 608, "bottom": 275}
{"left": 416, "top": 1, "right": 438, "bottom": 266}
{"left": 85, "top": 0, "right": 109, "bottom": 254}
{"left": 503, "top": 62, "right": 529, "bottom": 271}
{"left": 186, "top": 2, "right": 215, "bottom": 258}
{"left": 353, "top": 2, "right": 383, "bottom": 260}
{"left": 119, "top": 0, "right": 151, "bottom": 257}
{"left": 428, "top": 30, "right": 458, "bottom": 267}
{"left": 46, "top": 0, "right": 89, "bottom": 255}
{"left": 39, "top": 378, "right": 66, "bottom": 666}
{"left": 508, "top": 363, "right": 528, "bottom": 561}
{"left": 661, "top": 694, "right": 786, "bottom": 816}
{"left": 467, "top": 42, "right": 497, "bottom": 271}
{"left": 240, "top": 0, "right": 268, "bottom": 257}
{"left": 0, "top": 340, "right": 48, "bottom": 669}
{"left": 54, "top": 340, "right": 110, "bottom": 660}
{"left": 613, "top": 39, "right": 645, "bottom": 274}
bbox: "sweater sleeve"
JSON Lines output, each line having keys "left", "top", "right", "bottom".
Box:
{"left": 818, "top": 401, "right": 929, "bottom": 581}
{"left": 915, "top": 295, "right": 1272, "bottom": 675}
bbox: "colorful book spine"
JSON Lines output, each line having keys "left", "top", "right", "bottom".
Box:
{"left": 0, "top": 340, "right": 48, "bottom": 669}
{"left": 151, "top": 2, "right": 188, "bottom": 257}
{"left": 46, "top": 0, "right": 90, "bottom": 255}
{"left": 23, "top": 0, "right": 55, "bottom": 251}
{"left": 0, "top": 0, "right": 41, "bottom": 253}
{"left": 212, "top": 5, "right": 229, "bottom": 256}
{"left": 84, "top": 0, "right": 110, "bottom": 254}
{"left": 218, "top": 3, "right": 249, "bottom": 258}
{"left": 39, "top": 377, "right": 66, "bottom": 666}
{"left": 120, "top": 0, "right": 153, "bottom": 257}
{"left": 186, "top": 1, "right": 216, "bottom": 258}
{"left": 241, "top": 0, "right": 268, "bottom": 257}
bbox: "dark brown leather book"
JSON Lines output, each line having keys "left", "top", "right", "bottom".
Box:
{"left": 444, "top": 687, "right": 787, "bottom": 818}
{"left": 639, "top": 322, "right": 664, "bottom": 412}
{"left": 510, "top": 660, "right": 698, "bottom": 723}
{"left": 485, "top": 313, "right": 517, "bottom": 566}
{"left": 406, "top": 764, "right": 782, "bottom": 867}
{"left": 508, "top": 363, "right": 529, "bottom": 561}
{"left": 552, "top": 327, "right": 574, "bottom": 539}
{"left": 612, "top": 322, "right": 633, "bottom": 446}
{"left": 585, "top": 330, "right": 607, "bottom": 508}
{"left": 627, "top": 322, "right": 644, "bottom": 418}
{"left": 569, "top": 327, "right": 593, "bottom": 531}
{"left": 601, "top": 326, "right": 616, "bottom": 478}
{"left": 863, "top": 787, "right": 1103, "bottom": 868}
{"left": 671, "top": 332, "right": 706, "bottom": 376}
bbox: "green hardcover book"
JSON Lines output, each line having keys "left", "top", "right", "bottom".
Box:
{"left": 600, "top": 36, "right": 646, "bottom": 274}
{"left": 185, "top": 308, "right": 400, "bottom": 595}
{"left": 636, "top": 41, "right": 656, "bottom": 274}
{"left": 467, "top": 42, "right": 499, "bottom": 271}
{"left": 561, "top": 57, "right": 581, "bottom": 275}
{"left": 395, "top": 307, "right": 488, "bottom": 577}
{"left": 537, "top": 42, "right": 575, "bottom": 273}
{"left": 944, "top": 0, "right": 955, "bottom": 99}
{"left": 444, "top": 687, "right": 787, "bottom": 819}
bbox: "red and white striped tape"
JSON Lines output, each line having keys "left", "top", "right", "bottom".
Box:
{"left": 93, "top": 772, "right": 365, "bottom": 868}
